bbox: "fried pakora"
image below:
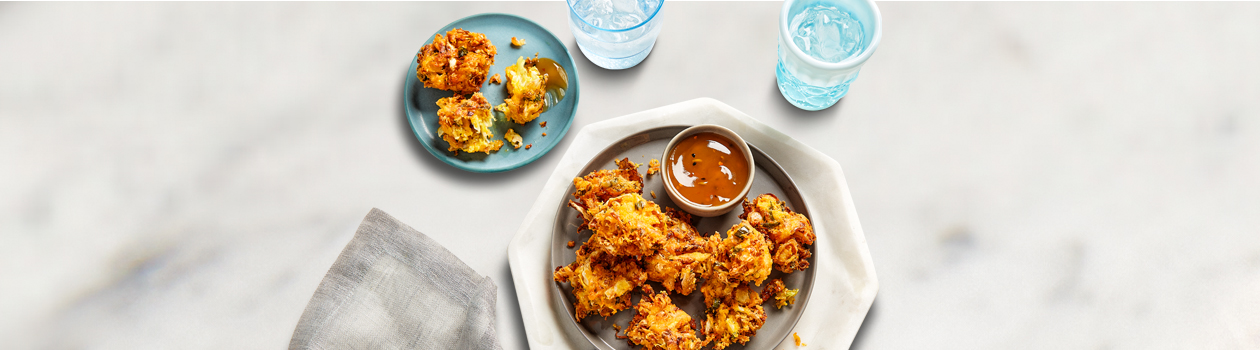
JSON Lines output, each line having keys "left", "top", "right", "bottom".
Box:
{"left": 644, "top": 208, "right": 710, "bottom": 295}
{"left": 699, "top": 221, "right": 772, "bottom": 321}
{"left": 435, "top": 93, "right": 503, "bottom": 154}
{"left": 741, "top": 193, "right": 816, "bottom": 273}
{"left": 759, "top": 278, "right": 799, "bottom": 309}
{"left": 702, "top": 284, "right": 767, "bottom": 350}
{"left": 553, "top": 246, "right": 647, "bottom": 320}
{"left": 571, "top": 158, "right": 643, "bottom": 209}
{"left": 417, "top": 28, "right": 497, "bottom": 94}
{"left": 495, "top": 56, "right": 548, "bottom": 124}
{"left": 572, "top": 193, "right": 668, "bottom": 257}
{"left": 625, "top": 285, "right": 706, "bottom": 350}
{"left": 704, "top": 221, "right": 773, "bottom": 288}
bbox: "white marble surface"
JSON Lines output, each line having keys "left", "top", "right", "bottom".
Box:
{"left": 2, "top": 2, "right": 1259, "bottom": 349}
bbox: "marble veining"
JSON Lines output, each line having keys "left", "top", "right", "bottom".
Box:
{"left": 2, "top": 2, "right": 1259, "bottom": 350}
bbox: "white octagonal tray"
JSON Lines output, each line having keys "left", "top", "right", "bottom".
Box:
{"left": 507, "top": 98, "right": 877, "bottom": 350}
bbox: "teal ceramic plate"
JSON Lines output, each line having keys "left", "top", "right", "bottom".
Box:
{"left": 404, "top": 13, "right": 580, "bottom": 173}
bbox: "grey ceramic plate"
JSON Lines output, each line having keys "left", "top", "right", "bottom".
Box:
{"left": 549, "top": 126, "right": 816, "bottom": 350}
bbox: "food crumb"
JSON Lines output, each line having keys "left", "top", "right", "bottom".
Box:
{"left": 567, "top": 240, "right": 575, "bottom": 248}
{"left": 505, "top": 129, "right": 523, "bottom": 149}
{"left": 647, "top": 159, "right": 660, "bottom": 176}
{"left": 542, "top": 132, "right": 547, "bottom": 136}
{"left": 650, "top": 190, "right": 656, "bottom": 198}
{"left": 540, "top": 121, "right": 547, "bottom": 127}
{"left": 794, "top": 332, "right": 806, "bottom": 346}
{"left": 613, "top": 324, "right": 628, "bottom": 339}
{"left": 488, "top": 73, "right": 502, "bottom": 84}
{"left": 525, "top": 144, "right": 532, "bottom": 150}
{"left": 511, "top": 36, "right": 526, "bottom": 47}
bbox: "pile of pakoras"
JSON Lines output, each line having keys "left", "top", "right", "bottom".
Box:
{"left": 554, "top": 158, "right": 817, "bottom": 350}
{"left": 418, "top": 28, "right": 553, "bottom": 155}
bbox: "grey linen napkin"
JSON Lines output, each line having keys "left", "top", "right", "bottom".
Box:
{"left": 290, "top": 208, "right": 502, "bottom": 350}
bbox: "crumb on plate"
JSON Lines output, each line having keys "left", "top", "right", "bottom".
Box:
{"left": 505, "top": 128, "right": 523, "bottom": 149}
{"left": 489, "top": 73, "right": 502, "bottom": 84}
{"left": 760, "top": 279, "right": 798, "bottom": 309}
{"left": 525, "top": 144, "right": 532, "bottom": 150}
{"left": 567, "top": 240, "right": 576, "bottom": 248}
{"left": 511, "top": 36, "right": 526, "bottom": 47}
{"left": 540, "top": 121, "right": 547, "bottom": 127}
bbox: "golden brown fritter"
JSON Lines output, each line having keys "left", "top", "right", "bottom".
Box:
{"left": 704, "top": 221, "right": 773, "bottom": 288}
{"left": 625, "top": 285, "right": 706, "bottom": 350}
{"left": 699, "top": 269, "right": 737, "bottom": 310}
{"left": 699, "top": 221, "right": 772, "bottom": 321}
{"left": 435, "top": 93, "right": 503, "bottom": 154}
{"left": 571, "top": 158, "right": 644, "bottom": 209}
{"left": 772, "top": 240, "right": 809, "bottom": 274}
{"left": 759, "top": 278, "right": 799, "bottom": 309}
{"left": 553, "top": 246, "right": 647, "bottom": 320}
{"left": 741, "top": 194, "right": 816, "bottom": 273}
{"left": 702, "top": 284, "right": 767, "bottom": 350}
{"left": 572, "top": 193, "right": 668, "bottom": 257}
{"left": 417, "top": 28, "right": 497, "bottom": 94}
{"left": 644, "top": 208, "right": 710, "bottom": 295}
{"left": 495, "top": 56, "right": 548, "bottom": 124}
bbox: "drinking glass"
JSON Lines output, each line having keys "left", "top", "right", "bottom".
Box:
{"left": 567, "top": 0, "right": 664, "bottom": 70}
{"left": 776, "top": 0, "right": 882, "bottom": 110}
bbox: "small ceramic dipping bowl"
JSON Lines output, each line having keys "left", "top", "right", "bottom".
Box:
{"left": 661, "top": 124, "right": 755, "bottom": 217}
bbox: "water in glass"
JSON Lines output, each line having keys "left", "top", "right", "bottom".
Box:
{"left": 568, "top": 0, "right": 663, "bottom": 70}
{"left": 777, "top": 0, "right": 877, "bottom": 111}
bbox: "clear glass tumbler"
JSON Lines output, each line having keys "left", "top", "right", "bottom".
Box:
{"left": 567, "top": 0, "right": 664, "bottom": 70}
{"left": 776, "top": 0, "right": 882, "bottom": 110}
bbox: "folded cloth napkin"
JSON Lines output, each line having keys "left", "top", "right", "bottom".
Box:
{"left": 290, "top": 208, "right": 502, "bottom": 350}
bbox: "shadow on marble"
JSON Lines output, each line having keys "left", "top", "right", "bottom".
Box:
{"left": 498, "top": 261, "right": 529, "bottom": 350}
{"left": 393, "top": 68, "right": 556, "bottom": 183}
{"left": 766, "top": 76, "right": 846, "bottom": 121}
{"left": 850, "top": 299, "right": 879, "bottom": 350}
{"left": 567, "top": 39, "right": 651, "bottom": 87}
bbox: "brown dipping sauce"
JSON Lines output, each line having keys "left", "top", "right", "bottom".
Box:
{"left": 667, "top": 132, "right": 750, "bottom": 206}
{"left": 534, "top": 57, "right": 568, "bottom": 111}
